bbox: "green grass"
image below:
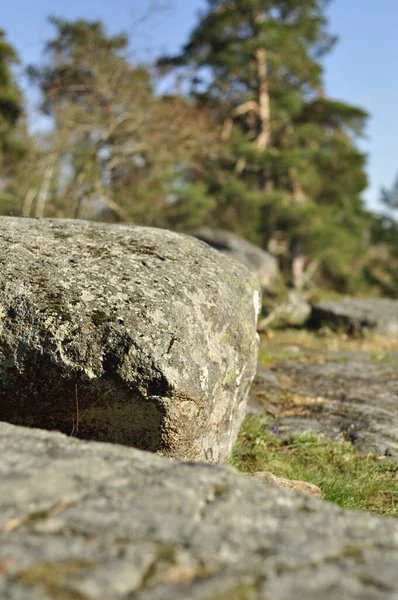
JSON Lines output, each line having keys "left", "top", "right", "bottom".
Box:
{"left": 257, "top": 348, "right": 303, "bottom": 367}
{"left": 259, "top": 328, "right": 398, "bottom": 363}
{"left": 231, "top": 415, "right": 398, "bottom": 518}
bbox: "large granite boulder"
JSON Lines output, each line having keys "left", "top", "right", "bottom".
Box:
{"left": 187, "top": 228, "right": 280, "bottom": 292}
{"left": 0, "top": 217, "right": 261, "bottom": 462}
{"left": 0, "top": 422, "right": 397, "bottom": 600}
{"left": 310, "top": 298, "right": 398, "bottom": 335}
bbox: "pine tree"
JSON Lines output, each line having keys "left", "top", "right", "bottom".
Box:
{"left": 366, "top": 176, "right": 398, "bottom": 297}
{"left": 0, "top": 29, "right": 22, "bottom": 146}
{"left": 159, "top": 0, "right": 371, "bottom": 291}
{"left": 0, "top": 29, "right": 26, "bottom": 213}
{"left": 380, "top": 174, "right": 398, "bottom": 211}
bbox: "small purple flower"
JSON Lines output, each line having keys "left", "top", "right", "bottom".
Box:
{"left": 271, "top": 425, "right": 279, "bottom": 435}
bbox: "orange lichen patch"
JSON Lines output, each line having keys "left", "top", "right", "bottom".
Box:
{"left": 246, "top": 471, "right": 322, "bottom": 497}
{"left": 279, "top": 408, "right": 313, "bottom": 417}
{"left": 0, "top": 518, "right": 24, "bottom": 533}
{"left": 291, "top": 394, "right": 325, "bottom": 406}
{"left": 0, "top": 501, "right": 72, "bottom": 533}
{"left": 157, "top": 565, "right": 212, "bottom": 585}
{"left": 0, "top": 557, "right": 15, "bottom": 575}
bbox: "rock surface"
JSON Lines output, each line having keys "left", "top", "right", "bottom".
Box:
{"left": 1, "top": 421, "right": 398, "bottom": 600}
{"left": 187, "top": 227, "right": 280, "bottom": 292}
{"left": 258, "top": 290, "right": 311, "bottom": 329}
{"left": 0, "top": 217, "right": 261, "bottom": 462}
{"left": 250, "top": 354, "right": 398, "bottom": 460}
{"left": 245, "top": 471, "right": 322, "bottom": 497}
{"left": 310, "top": 298, "right": 398, "bottom": 335}
{"left": 283, "top": 290, "right": 312, "bottom": 325}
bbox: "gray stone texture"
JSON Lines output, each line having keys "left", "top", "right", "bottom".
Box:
{"left": 250, "top": 357, "right": 398, "bottom": 460}
{"left": 187, "top": 228, "right": 280, "bottom": 292}
{"left": 1, "top": 421, "right": 398, "bottom": 600}
{"left": 310, "top": 298, "right": 398, "bottom": 335}
{"left": 0, "top": 217, "right": 261, "bottom": 462}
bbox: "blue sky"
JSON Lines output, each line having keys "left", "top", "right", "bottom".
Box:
{"left": 2, "top": 0, "right": 398, "bottom": 213}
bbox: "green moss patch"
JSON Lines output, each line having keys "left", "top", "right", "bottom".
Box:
{"left": 14, "top": 558, "right": 97, "bottom": 600}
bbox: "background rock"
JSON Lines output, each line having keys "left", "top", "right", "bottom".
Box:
{"left": 0, "top": 217, "right": 260, "bottom": 462}
{"left": 250, "top": 358, "right": 398, "bottom": 460}
{"left": 0, "top": 421, "right": 397, "bottom": 600}
{"left": 254, "top": 365, "right": 281, "bottom": 390}
{"left": 284, "top": 290, "right": 312, "bottom": 325}
{"left": 258, "top": 290, "right": 312, "bottom": 330}
{"left": 310, "top": 298, "right": 398, "bottom": 335}
{"left": 187, "top": 227, "right": 280, "bottom": 293}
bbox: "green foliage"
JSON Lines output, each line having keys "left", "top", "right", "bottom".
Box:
{"left": 20, "top": 17, "right": 219, "bottom": 222}
{"left": 232, "top": 415, "right": 398, "bottom": 516}
{"left": 159, "top": 0, "right": 372, "bottom": 292}
{"left": 27, "top": 17, "right": 132, "bottom": 115}
{"left": 380, "top": 173, "right": 398, "bottom": 210}
{"left": 0, "top": 7, "right": 384, "bottom": 296}
{"left": 165, "top": 182, "right": 217, "bottom": 230}
{"left": 244, "top": 328, "right": 398, "bottom": 517}
{"left": 0, "top": 30, "right": 29, "bottom": 214}
{"left": 363, "top": 175, "right": 398, "bottom": 298}
{"left": 367, "top": 216, "right": 398, "bottom": 297}
{"left": 0, "top": 29, "right": 21, "bottom": 127}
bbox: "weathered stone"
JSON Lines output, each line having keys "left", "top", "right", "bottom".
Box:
{"left": 257, "top": 291, "right": 311, "bottom": 331}
{"left": 187, "top": 227, "right": 280, "bottom": 292}
{"left": 0, "top": 217, "right": 261, "bottom": 462}
{"left": 310, "top": 298, "right": 398, "bottom": 335}
{"left": 284, "top": 290, "right": 312, "bottom": 325}
{"left": 0, "top": 421, "right": 397, "bottom": 600}
{"left": 245, "top": 471, "right": 322, "bottom": 497}
{"left": 251, "top": 358, "right": 398, "bottom": 460}
{"left": 254, "top": 365, "right": 281, "bottom": 389}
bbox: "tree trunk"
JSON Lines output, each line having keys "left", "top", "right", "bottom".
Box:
{"left": 289, "top": 169, "right": 305, "bottom": 204}
{"left": 292, "top": 254, "right": 306, "bottom": 290}
{"left": 35, "top": 159, "right": 56, "bottom": 218}
{"left": 22, "top": 188, "right": 37, "bottom": 217}
{"left": 73, "top": 171, "right": 87, "bottom": 219}
{"left": 255, "top": 48, "right": 271, "bottom": 151}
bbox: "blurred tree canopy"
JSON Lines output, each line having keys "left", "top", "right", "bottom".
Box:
{"left": 0, "top": 3, "right": 397, "bottom": 295}
{"left": 366, "top": 176, "right": 398, "bottom": 297}
{"left": 0, "top": 29, "right": 28, "bottom": 213}
{"left": 158, "top": 0, "right": 372, "bottom": 292}
{"left": 8, "top": 17, "right": 219, "bottom": 222}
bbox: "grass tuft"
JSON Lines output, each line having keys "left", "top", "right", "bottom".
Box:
{"left": 231, "top": 415, "right": 398, "bottom": 517}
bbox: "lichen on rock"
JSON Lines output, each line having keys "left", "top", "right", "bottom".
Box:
{"left": 0, "top": 217, "right": 260, "bottom": 462}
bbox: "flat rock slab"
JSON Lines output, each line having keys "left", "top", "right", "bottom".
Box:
{"left": 250, "top": 358, "right": 398, "bottom": 460}
{"left": 1, "top": 422, "right": 398, "bottom": 600}
{"left": 310, "top": 298, "right": 398, "bottom": 335}
{"left": 0, "top": 217, "right": 261, "bottom": 462}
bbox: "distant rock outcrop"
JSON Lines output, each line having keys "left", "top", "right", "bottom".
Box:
{"left": 0, "top": 217, "right": 260, "bottom": 462}
{"left": 250, "top": 356, "right": 398, "bottom": 460}
{"left": 257, "top": 290, "right": 312, "bottom": 330}
{"left": 310, "top": 298, "right": 398, "bottom": 335}
{"left": 187, "top": 227, "right": 280, "bottom": 292}
{"left": 1, "top": 421, "right": 397, "bottom": 600}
